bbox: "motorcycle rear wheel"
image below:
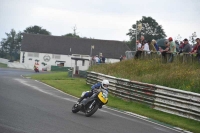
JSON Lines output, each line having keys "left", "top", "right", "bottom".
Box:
{"left": 85, "top": 104, "right": 99, "bottom": 117}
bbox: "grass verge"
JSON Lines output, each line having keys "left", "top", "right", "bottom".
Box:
{"left": 0, "top": 63, "right": 7, "bottom": 68}
{"left": 29, "top": 72, "right": 200, "bottom": 133}
{"left": 89, "top": 58, "right": 200, "bottom": 93}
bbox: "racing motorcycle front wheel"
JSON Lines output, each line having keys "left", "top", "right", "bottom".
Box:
{"left": 72, "top": 104, "right": 80, "bottom": 113}
{"left": 85, "top": 103, "right": 99, "bottom": 117}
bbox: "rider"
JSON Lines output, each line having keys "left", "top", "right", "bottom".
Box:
{"left": 77, "top": 79, "right": 109, "bottom": 108}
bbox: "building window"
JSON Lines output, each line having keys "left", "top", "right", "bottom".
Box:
{"left": 34, "top": 53, "right": 39, "bottom": 57}
{"left": 28, "top": 52, "right": 39, "bottom": 57}
{"left": 52, "top": 54, "right": 61, "bottom": 59}
{"left": 28, "top": 52, "right": 34, "bottom": 57}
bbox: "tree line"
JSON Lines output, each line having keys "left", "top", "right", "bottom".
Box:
{"left": 0, "top": 25, "right": 83, "bottom": 61}
{"left": 0, "top": 16, "right": 167, "bottom": 61}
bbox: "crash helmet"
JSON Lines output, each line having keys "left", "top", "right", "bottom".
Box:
{"left": 101, "top": 79, "right": 109, "bottom": 89}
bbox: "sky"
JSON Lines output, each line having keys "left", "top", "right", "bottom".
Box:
{"left": 0, "top": 0, "right": 200, "bottom": 42}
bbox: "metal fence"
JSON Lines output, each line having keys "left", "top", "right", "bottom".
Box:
{"left": 86, "top": 71, "right": 200, "bottom": 121}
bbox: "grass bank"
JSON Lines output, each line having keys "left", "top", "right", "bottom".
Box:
{"left": 0, "top": 63, "right": 7, "bottom": 68}
{"left": 29, "top": 72, "right": 200, "bottom": 133}
{"left": 89, "top": 58, "right": 200, "bottom": 93}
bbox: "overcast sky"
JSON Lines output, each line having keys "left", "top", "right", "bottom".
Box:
{"left": 0, "top": 0, "right": 200, "bottom": 41}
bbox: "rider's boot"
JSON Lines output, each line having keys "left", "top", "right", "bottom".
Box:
{"left": 77, "top": 96, "right": 84, "bottom": 104}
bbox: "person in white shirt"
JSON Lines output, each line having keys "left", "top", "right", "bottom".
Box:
{"left": 94, "top": 55, "right": 99, "bottom": 63}
{"left": 137, "top": 41, "right": 142, "bottom": 50}
{"left": 142, "top": 40, "right": 150, "bottom": 54}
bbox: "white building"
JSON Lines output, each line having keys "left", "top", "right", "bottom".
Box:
{"left": 20, "top": 34, "right": 130, "bottom": 71}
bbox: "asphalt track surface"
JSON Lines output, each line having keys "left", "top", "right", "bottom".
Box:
{"left": 0, "top": 68, "right": 183, "bottom": 133}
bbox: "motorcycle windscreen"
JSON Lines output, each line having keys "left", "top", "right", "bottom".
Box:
{"left": 98, "top": 92, "right": 108, "bottom": 104}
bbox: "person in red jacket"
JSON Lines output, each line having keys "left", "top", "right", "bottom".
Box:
{"left": 190, "top": 38, "right": 200, "bottom": 62}
{"left": 190, "top": 38, "right": 200, "bottom": 54}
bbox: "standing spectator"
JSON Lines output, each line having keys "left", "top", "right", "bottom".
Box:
{"left": 190, "top": 38, "right": 200, "bottom": 54}
{"left": 179, "top": 38, "right": 191, "bottom": 53}
{"left": 179, "top": 41, "right": 184, "bottom": 51}
{"left": 169, "top": 37, "right": 176, "bottom": 53}
{"left": 123, "top": 55, "right": 126, "bottom": 60}
{"left": 160, "top": 41, "right": 170, "bottom": 62}
{"left": 134, "top": 40, "right": 142, "bottom": 58}
{"left": 94, "top": 55, "right": 99, "bottom": 64}
{"left": 168, "top": 37, "right": 176, "bottom": 62}
{"left": 120, "top": 55, "right": 123, "bottom": 61}
{"left": 140, "top": 35, "right": 146, "bottom": 46}
{"left": 91, "top": 56, "right": 96, "bottom": 65}
{"left": 152, "top": 39, "right": 159, "bottom": 51}
{"left": 149, "top": 40, "right": 157, "bottom": 52}
{"left": 175, "top": 40, "right": 180, "bottom": 52}
{"left": 190, "top": 38, "right": 200, "bottom": 61}
{"left": 142, "top": 40, "right": 150, "bottom": 54}
{"left": 101, "top": 55, "right": 106, "bottom": 63}
{"left": 136, "top": 40, "right": 142, "bottom": 50}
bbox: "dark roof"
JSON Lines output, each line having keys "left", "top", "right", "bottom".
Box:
{"left": 21, "top": 34, "right": 130, "bottom": 59}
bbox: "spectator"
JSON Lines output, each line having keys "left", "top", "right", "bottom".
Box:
{"left": 142, "top": 40, "right": 150, "bottom": 54}
{"left": 140, "top": 35, "right": 146, "bottom": 46}
{"left": 179, "top": 41, "right": 184, "bottom": 52}
{"left": 152, "top": 39, "right": 159, "bottom": 51}
{"left": 134, "top": 40, "right": 142, "bottom": 58}
{"left": 123, "top": 55, "right": 126, "bottom": 60}
{"left": 120, "top": 55, "right": 123, "bottom": 61}
{"left": 160, "top": 41, "right": 170, "bottom": 62}
{"left": 179, "top": 38, "right": 191, "bottom": 53}
{"left": 91, "top": 56, "right": 96, "bottom": 65}
{"left": 175, "top": 40, "right": 180, "bottom": 52}
{"left": 137, "top": 35, "right": 147, "bottom": 57}
{"left": 136, "top": 40, "right": 142, "bottom": 50}
{"left": 190, "top": 38, "right": 200, "bottom": 61}
{"left": 190, "top": 38, "right": 200, "bottom": 54}
{"left": 94, "top": 55, "right": 99, "bottom": 63}
{"left": 168, "top": 37, "right": 176, "bottom": 62}
{"left": 101, "top": 55, "right": 106, "bottom": 63}
{"left": 149, "top": 40, "right": 157, "bottom": 52}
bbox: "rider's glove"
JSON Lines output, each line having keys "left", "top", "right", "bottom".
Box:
{"left": 92, "top": 88, "right": 99, "bottom": 93}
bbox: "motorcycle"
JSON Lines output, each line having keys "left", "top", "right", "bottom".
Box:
{"left": 72, "top": 89, "right": 108, "bottom": 117}
{"left": 34, "top": 66, "right": 39, "bottom": 73}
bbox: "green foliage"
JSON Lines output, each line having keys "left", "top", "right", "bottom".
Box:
{"left": 62, "top": 33, "right": 80, "bottom": 38}
{"left": 0, "top": 29, "right": 21, "bottom": 60}
{"left": 126, "top": 16, "right": 167, "bottom": 49}
{"left": 30, "top": 72, "right": 68, "bottom": 80}
{"left": 23, "top": 25, "right": 51, "bottom": 35}
{"left": 0, "top": 63, "right": 7, "bottom": 68}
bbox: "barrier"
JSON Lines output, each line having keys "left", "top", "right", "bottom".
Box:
{"left": 51, "top": 66, "right": 71, "bottom": 71}
{"left": 126, "top": 51, "right": 200, "bottom": 64}
{"left": 86, "top": 71, "right": 200, "bottom": 121}
{"left": 7, "top": 62, "right": 33, "bottom": 69}
{"left": 0, "top": 58, "right": 9, "bottom": 64}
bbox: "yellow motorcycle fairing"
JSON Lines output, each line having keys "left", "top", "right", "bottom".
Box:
{"left": 98, "top": 92, "right": 108, "bottom": 104}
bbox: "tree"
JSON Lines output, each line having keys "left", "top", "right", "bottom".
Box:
{"left": 62, "top": 25, "right": 80, "bottom": 38}
{"left": 24, "top": 25, "right": 51, "bottom": 35}
{"left": 0, "top": 29, "right": 21, "bottom": 60}
{"left": 63, "top": 33, "right": 80, "bottom": 38}
{"left": 189, "top": 32, "right": 197, "bottom": 46}
{"left": 126, "top": 16, "right": 167, "bottom": 50}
